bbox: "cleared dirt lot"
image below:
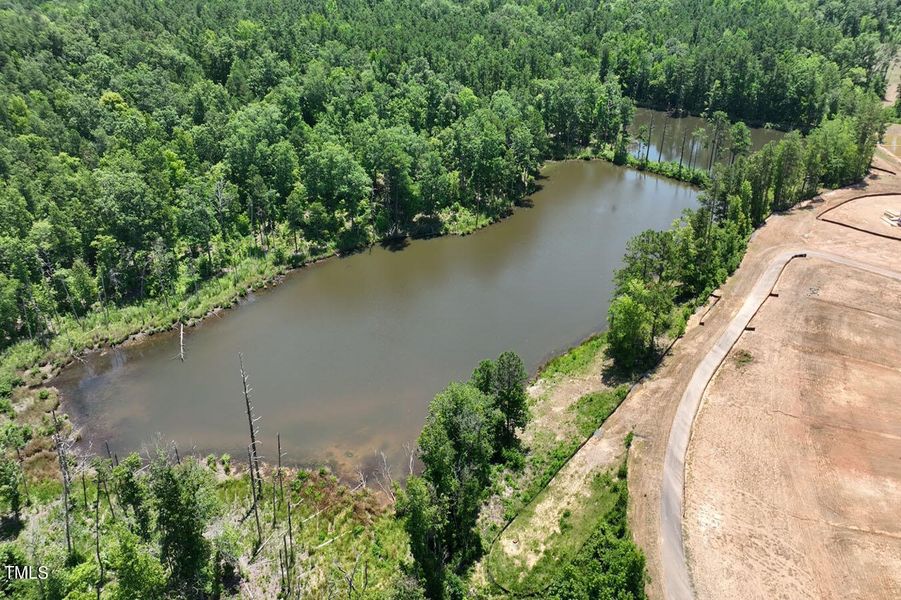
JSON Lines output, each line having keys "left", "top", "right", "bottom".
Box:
{"left": 822, "top": 193, "right": 901, "bottom": 240}
{"left": 684, "top": 259, "right": 901, "bottom": 599}
{"left": 627, "top": 157, "right": 901, "bottom": 599}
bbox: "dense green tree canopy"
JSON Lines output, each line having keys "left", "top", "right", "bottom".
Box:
{"left": 0, "top": 0, "right": 894, "bottom": 349}
{"left": 0, "top": 2, "right": 895, "bottom": 598}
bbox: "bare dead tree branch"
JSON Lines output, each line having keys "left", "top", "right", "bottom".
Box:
{"left": 403, "top": 442, "right": 418, "bottom": 477}
{"left": 372, "top": 450, "right": 396, "bottom": 503}
{"left": 51, "top": 410, "right": 72, "bottom": 555}
{"left": 239, "top": 353, "right": 263, "bottom": 496}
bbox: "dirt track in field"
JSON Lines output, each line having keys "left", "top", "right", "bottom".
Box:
{"left": 627, "top": 146, "right": 901, "bottom": 599}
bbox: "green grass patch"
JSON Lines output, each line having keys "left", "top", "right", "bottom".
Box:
{"left": 505, "top": 437, "right": 580, "bottom": 520}
{"left": 543, "top": 459, "right": 645, "bottom": 598}
{"left": 490, "top": 381, "right": 634, "bottom": 594}
{"left": 573, "top": 146, "right": 709, "bottom": 187}
{"left": 29, "top": 479, "right": 64, "bottom": 506}
{"left": 571, "top": 385, "right": 630, "bottom": 438}
{"left": 437, "top": 202, "right": 496, "bottom": 235}
{"left": 0, "top": 245, "right": 285, "bottom": 382}
{"left": 539, "top": 334, "right": 606, "bottom": 379}
{"left": 624, "top": 154, "right": 710, "bottom": 186}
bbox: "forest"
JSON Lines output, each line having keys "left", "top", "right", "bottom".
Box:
{"left": 0, "top": 0, "right": 896, "bottom": 353}
{"left": 0, "top": 0, "right": 897, "bottom": 598}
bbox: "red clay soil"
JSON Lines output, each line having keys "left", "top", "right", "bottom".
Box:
{"left": 626, "top": 161, "right": 901, "bottom": 599}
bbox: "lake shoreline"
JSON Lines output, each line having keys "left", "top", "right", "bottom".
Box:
{"left": 47, "top": 158, "right": 700, "bottom": 478}
{"left": 31, "top": 156, "right": 700, "bottom": 482}
{"left": 26, "top": 155, "right": 701, "bottom": 388}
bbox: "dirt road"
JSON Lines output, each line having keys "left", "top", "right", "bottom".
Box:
{"left": 684, "top": 258, "right": 901, "bottom": 599}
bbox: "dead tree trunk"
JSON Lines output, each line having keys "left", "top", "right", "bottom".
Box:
{"left": 94, "top": 489, "right": 104, "bottom": 600}
{"left": 286, "top": 489, "right": 295, "bottom": 569}
{"left": 280, "top": 434, "right": 295, "bottom": 568}
{"left": 15, "top": 447, "right": 30, "bottom": 506}
{"left": 51, "top": 410, "right": 72, "bottom": 556}
{"left": 273, "top": 432, "right": 285, "bottom": 529}
{"left": 277, "top": 433, "right": 284, "bottom": 507}
{"left": 101, "top": 470, "right": 116, "bottom": 521}
{"left": 271, "top": 471, "right": 277, "bottom": 528}
{"left": 247, "top": 446, "right": 262, "bottom": 548}
{"left": 658, "top": 119, "right": 668, "bottom": 163}
{"left": 178, "top": 323, "right": 185, "bottom": 362}
{"left": 239, "top": 353, "right": 263, "bottom": 497}
{"left": 282, "top": 534, "right": 292, "bottom": 595}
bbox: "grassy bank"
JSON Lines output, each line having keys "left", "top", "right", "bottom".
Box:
{"left": 484, "top": 379, "right": 631, "bottom": 594}
{"left": 585, "top": 146, "right": 710, "bottom": 187}
{"left": 538, "top": 333, "right": 607, "bottom": 379}
{"left": 488, "top": 466, "right": 625, "bottom": 594}
{"left": 0, "top": 242, "right": 285, "bottom": 397}
{"left": 502, "top": 385, "right": 629, "bottom": 521}
{"left": 469, "top": 333, "right": 640, "bottom": 594}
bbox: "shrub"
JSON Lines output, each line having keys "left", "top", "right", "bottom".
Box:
{"left": 270, "top": 245, "right": 288, "bottom": 266}
{"left": 501, "top": 447, "right": 526, "bottom": 472}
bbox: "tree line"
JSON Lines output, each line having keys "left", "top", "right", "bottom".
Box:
{"left": 599, "top": 0, "right": 896, "bottom": 127}
{"left": 396, "top": 351, "right": 529, "bottom": 598}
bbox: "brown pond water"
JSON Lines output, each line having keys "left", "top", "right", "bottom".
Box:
{"left": 57, "top": 159, "right": 700, "bottom": 476}
{"left": 631, "top": 108, "right": 784, "bottom": 166}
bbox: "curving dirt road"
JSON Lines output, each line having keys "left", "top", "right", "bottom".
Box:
{"left": 659, "top": 249, "right": 901, "bottom": 600}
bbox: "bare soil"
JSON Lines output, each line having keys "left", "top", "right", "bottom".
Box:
{"left": 822, "top": 193, "right": 901, "bottom": 239}
{"left": 627, "top": 158, "right": 901, "bottom": 599}
{"left": 880, "top": 126, "right": 901, "bottom": 161}
{"left": 684, "top": 259, "right": 901, "bottom": 599}
{"left": 883, "top": 55, "right": 900, "bottom": 108}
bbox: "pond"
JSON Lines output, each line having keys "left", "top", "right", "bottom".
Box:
{"left": 57, "top": 157, "right": 700, "bottom": 475}
{"left": 630, "top": 108, "right": 784, "bottom": 166}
